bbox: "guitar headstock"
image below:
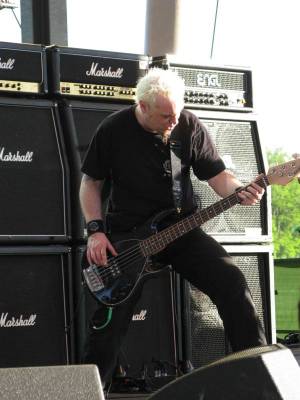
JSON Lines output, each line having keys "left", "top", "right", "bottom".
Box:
{"left": 267, "top": 158, "right": 300, "bottom": 186}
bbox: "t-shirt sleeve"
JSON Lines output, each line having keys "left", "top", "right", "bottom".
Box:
{"left": 191, "top": 120, "right": 225, "bottom": 180}
{"left": 81, "top": 122, "right": 112, "bottom": 180}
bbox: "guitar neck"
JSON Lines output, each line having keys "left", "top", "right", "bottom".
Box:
{"left": 141, "top": 174, "right": 269, "bottom": 257}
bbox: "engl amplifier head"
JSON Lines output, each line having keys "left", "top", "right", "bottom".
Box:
{"left": 150, "top": 55, "right": 253, "bottom": 112}
{"left": 0, "top": 41, "right": 48, "bottom": 95}
{"left": 47, "top": 46, "right": 149, "bottom": 102}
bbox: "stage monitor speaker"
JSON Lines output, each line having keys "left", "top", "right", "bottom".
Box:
{"left": 0, "top": 97, "right": 71, "bottom": 243}
{"left": 181, "top": 244, "right": 275, "bottom": 369}
{"left": 0, "top": 246, "right": 74, "bottom": 367}
{"left": 0, "top": 364, "right": 104, "bottom": 400}
{"left": 188, "top": 109, "right": 271, "bottom": 243}
{"left": 148, "top": 344, "right": 300, "bottom": 400}
{"left": 58, "top": 100, "right": 127, "bottom": 241}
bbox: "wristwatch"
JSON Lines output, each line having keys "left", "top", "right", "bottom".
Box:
{"left": 87, "top": 219, "right": 105, "bottom": 236}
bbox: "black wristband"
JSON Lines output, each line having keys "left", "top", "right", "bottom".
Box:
{"left": 87, "top": 219, "right": 105, "bottom": 236}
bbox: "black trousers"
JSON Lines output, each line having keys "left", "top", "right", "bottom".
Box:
{"left": 83, "top": 228, "right": 267, "bottom": 383}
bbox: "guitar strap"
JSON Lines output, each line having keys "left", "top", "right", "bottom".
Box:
{"left": 170, "top": 140, "right": 183, "bottom": 214}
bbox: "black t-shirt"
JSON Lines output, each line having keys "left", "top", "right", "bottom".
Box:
{"left": 81, "top": 106, "right": 225, "bottom": 232}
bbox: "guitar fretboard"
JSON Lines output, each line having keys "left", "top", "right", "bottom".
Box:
{"left": 140, "top": 175, "right": 269, "bottom": 257}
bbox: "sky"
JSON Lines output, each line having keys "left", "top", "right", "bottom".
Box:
{"left": 1, "top": 0, "right": 299, "bottom": 158}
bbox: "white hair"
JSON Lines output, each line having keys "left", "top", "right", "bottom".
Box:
{"left": 135, "top": 67, "right": 185, "bottom": 107}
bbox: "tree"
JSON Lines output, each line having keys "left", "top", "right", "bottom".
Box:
{"left": 267, "top": 149, "right": 300, "bottom": 258}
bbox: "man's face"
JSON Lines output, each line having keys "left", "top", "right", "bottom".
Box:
{"left": 140, "top": 94, "right": 183, "bottom": 135}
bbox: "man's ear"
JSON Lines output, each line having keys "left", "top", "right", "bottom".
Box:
{"left": 139, "top": 100, "right": 148, "bottom": 114}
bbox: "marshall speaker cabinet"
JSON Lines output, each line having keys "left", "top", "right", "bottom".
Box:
{"left": 189, "top": 110, "right": 271, "bottom": 243}
{"left": 0, "top": 97, "right": 71, "bottom": 243}
{"left": 0, "top": 245, "right": 74, "bottom": 367}
{"left": 116, "top": 269, "right": 178, "bottom": 385}
{"left": 150, "top": 55, "right": 253, "bottom": 112}
{"left": 58, "top": 100, "right": 127, "bottom": 241}
{"left": 0, "top": 41, "right": 48, "bottom": 95}
{"left": 181, "top": 244, "right": 276, "bottom": 369}
{"left": 73, "top": 246, "right": 178, "bottom": 388}
{"left": 47, "top": 46, "right": 149, "bottom": 102}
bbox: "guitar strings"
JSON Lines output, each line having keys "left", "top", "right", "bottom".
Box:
{"left": 95, "top": 253, "right": 144, "bottom": 282}
{"left": 93, "top": 190, "right": 241, "bottom": 281}
{"left": 94, "top": 243, "right": 143, "bottom": 280}
{"left": 92, "top": 177, "right": 267, "bottom": 281}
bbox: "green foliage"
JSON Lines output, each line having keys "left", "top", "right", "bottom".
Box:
{"left": 267, "top": 149, "right": 300, "bottom": 258}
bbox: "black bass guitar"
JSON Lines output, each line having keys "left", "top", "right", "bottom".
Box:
{"left": 83, "top": 159, "right": 300, "bottom": 307}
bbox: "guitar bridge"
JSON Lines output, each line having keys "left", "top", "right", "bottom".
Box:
{"left": 83, "top": 265, "right": 104, "bottom": 293}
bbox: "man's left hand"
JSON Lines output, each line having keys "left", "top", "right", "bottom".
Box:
{"left": 237, "top": 181, "right": 265, "bottom": 206}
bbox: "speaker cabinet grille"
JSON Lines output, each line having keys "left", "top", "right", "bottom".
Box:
{"left": 184, "top": 245, "right": 275, "bottom": 369}
{"left": 0, "top": 246, "right": 73, "bottom": 367}
{"left": 189, "top": 110, "right": 270, "bottom": 243}
{"left": 0, "top": 97, "right": 70, "bottom": 242}
{"left": 0, "top": 365, "right": 104, "bottom": 400}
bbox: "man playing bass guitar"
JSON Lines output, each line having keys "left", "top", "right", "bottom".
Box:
{"left": 79, "top": 68, "right": 267, "bottom": 384}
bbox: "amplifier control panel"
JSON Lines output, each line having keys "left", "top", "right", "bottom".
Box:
{"left": 184, "top": 89, "right": 246, "bottom": 108}
{"left": 0, "top": 80, "right": 40, "bottom": 93}
{"left": 60, "top": 82, "right": 136, "bottom": 100}
{"left": 150, "top": 56, "right": 253, "bottom": 112}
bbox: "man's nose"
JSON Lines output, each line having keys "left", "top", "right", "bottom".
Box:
{"left": 169, "top": 114, "right": 178, "bottom": 125}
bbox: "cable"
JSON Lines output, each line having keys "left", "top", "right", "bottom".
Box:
{"left": 93, "top": 307, "right": 113, "bottom": 330}
{"left": 210, "top": 0, "right": 220, "bottom": 59}
{"left": 11, "top": 7, "right": 21, "bottom": 28}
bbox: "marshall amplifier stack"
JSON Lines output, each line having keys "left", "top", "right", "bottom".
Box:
{"left": 0, "top": 42, "right": 74, "bottom": 368}
{"left": 0, "top": 41, "right": 48, "bottom": 96}
{"left": 150, "top": 55, "right": 253, "bottom": 112}
{"left": 46, "top": 46, "right": 149, "bottom": 102}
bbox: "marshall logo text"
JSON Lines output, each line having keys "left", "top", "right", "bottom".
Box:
{"left": 0, "top": 312, "right": 37, "bottom": 328}
{"left": 0, "top": 57, "right": 15, "bottom": 70}
{"left": 86, "top": 63, "right": 124, "bottom": 78}
{"left": 132, "top": 310, "right": 147, "bottom": 321}
{"left": 0, "top": 147, "right": 33, "bottom": 162}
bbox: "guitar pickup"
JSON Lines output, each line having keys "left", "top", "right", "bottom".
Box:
{"left": 83, "top": 265, "right": 104, "bottom": 293}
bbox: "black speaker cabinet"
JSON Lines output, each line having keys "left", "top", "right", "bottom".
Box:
{"left": 188, "top": 110, "right": 271, "bottom": 243}
{"left": 0, "top": 246, "right": 74, "bottom": 367}
{"left": 0, "top": 97, "right": 71, "bottom": 243}
{"left": 149, "top": 344, "right": 300, "bottom": 400}
{"left": 0, "top": 365, "right": 104, "bottom": 400}
{"left": 182, "top": 244, "right": 275, "bottom": 369}
{"left": 58, "top": 100, "right": 127, "bottom": 241}
{"left": 117, "top": 269, "right": 178, "bottom": 382}
{"left": 73, "top": 245, "right": 178, "bottom": 385}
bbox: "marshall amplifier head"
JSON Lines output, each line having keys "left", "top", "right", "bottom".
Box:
{"left": 47, "top": 46, "right": 149, "bottom": 102}
{"left": 0, "top": 41, "right": 48, "bottom": 95}
{"left": 150, "top": 55, "right": 253, "bottom": 112}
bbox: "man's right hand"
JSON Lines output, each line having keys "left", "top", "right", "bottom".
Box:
{"left": 87, "top": 232, "right": 117, "bottom": 266}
